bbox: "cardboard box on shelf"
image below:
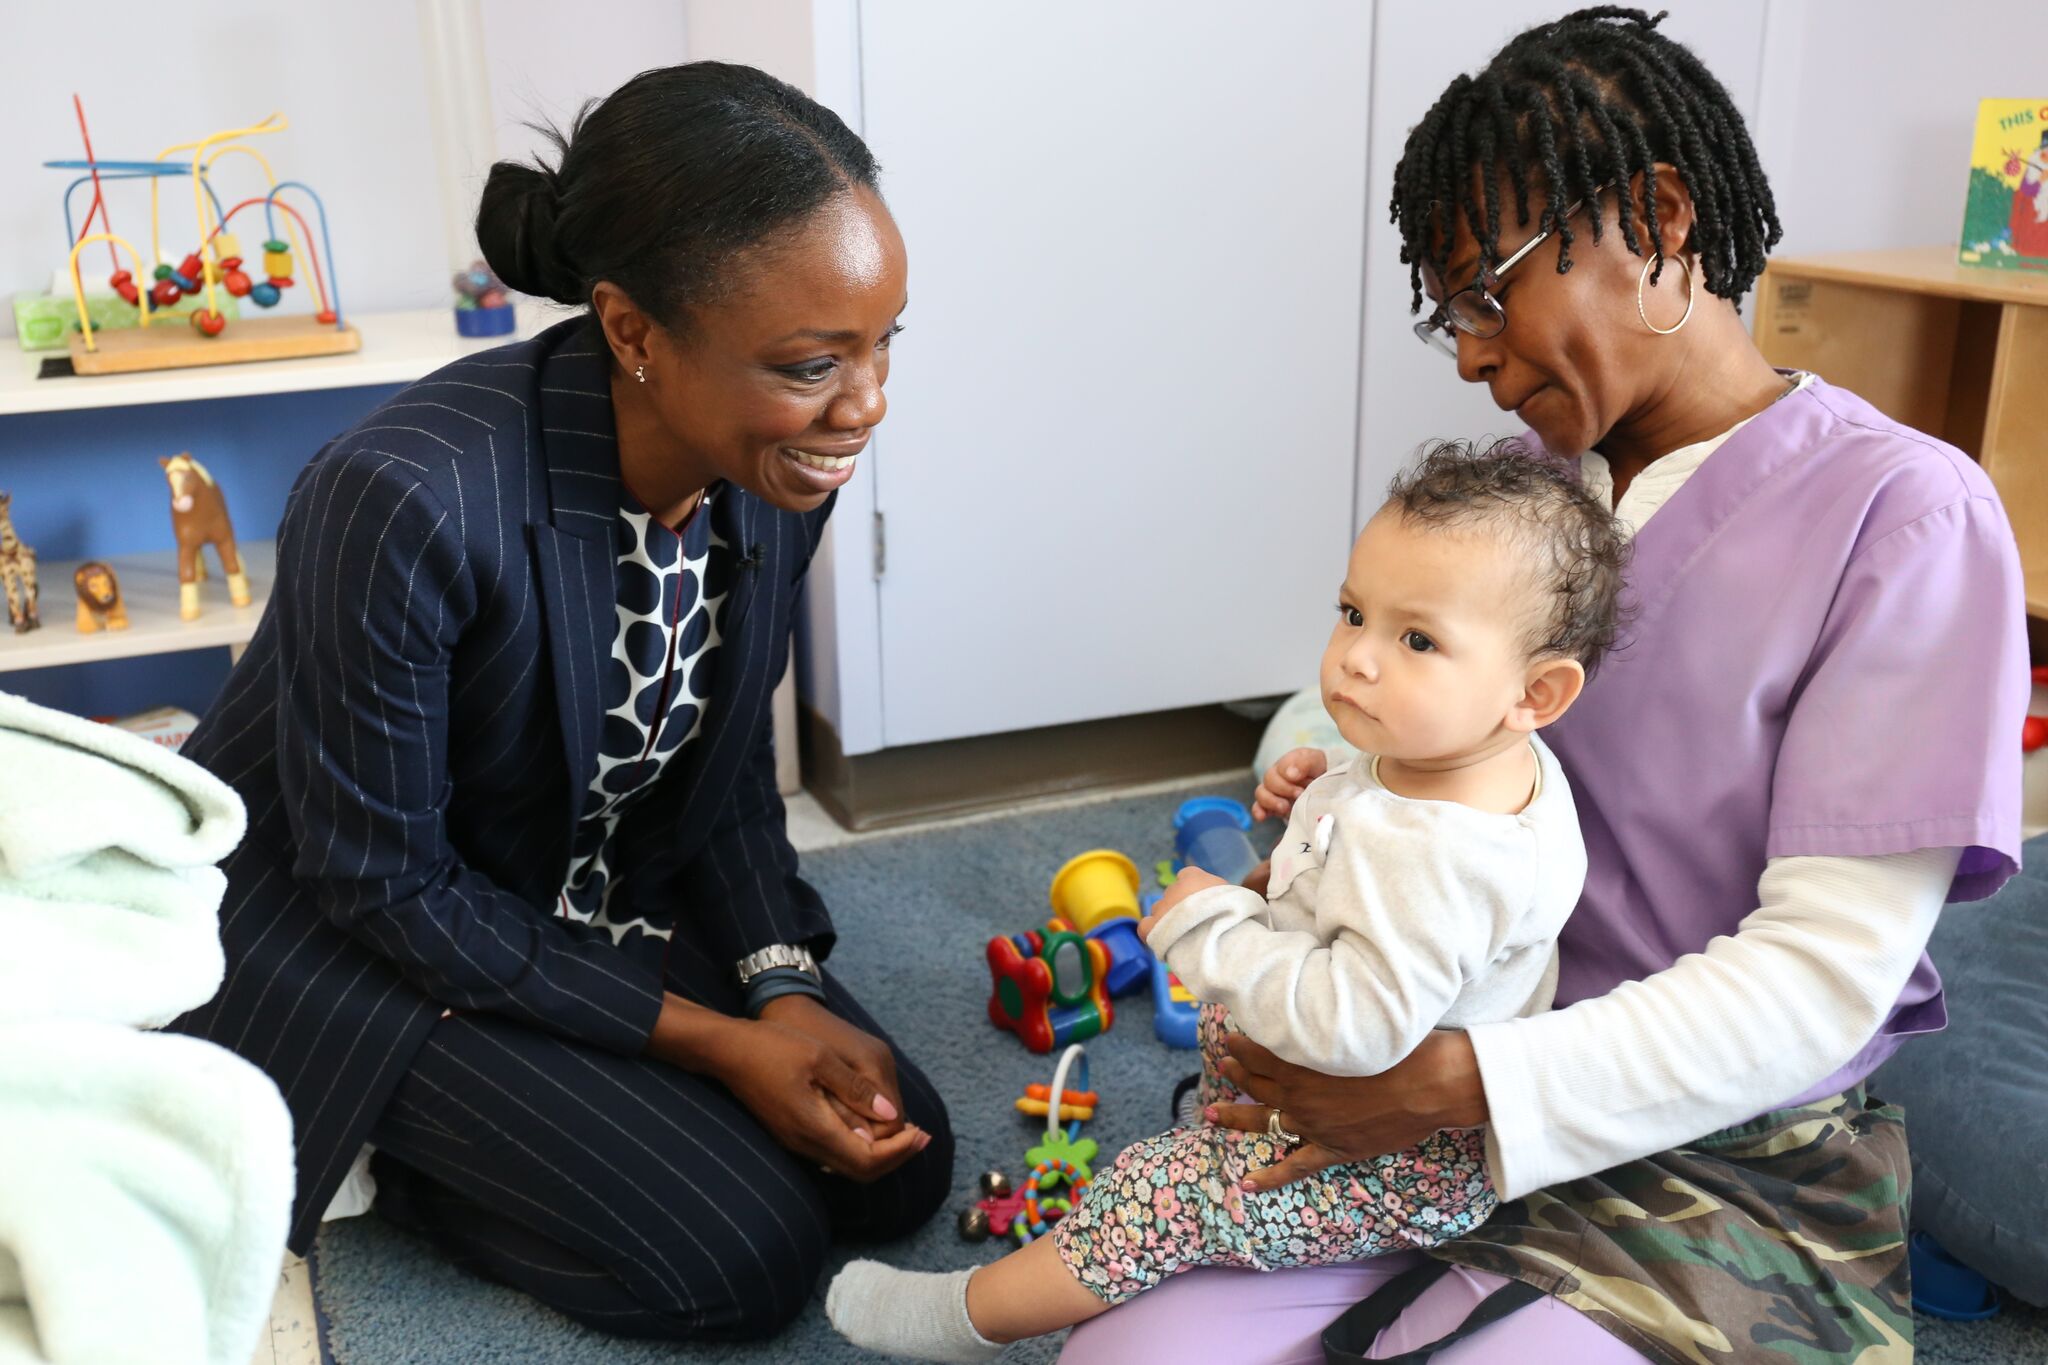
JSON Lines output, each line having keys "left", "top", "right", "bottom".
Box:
{"left": 99, "top": 705, "right": 201, "bottom": 752}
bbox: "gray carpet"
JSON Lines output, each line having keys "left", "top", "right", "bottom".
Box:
{"left": 311, "top": 779, "right": 2048, "bottom": 1363}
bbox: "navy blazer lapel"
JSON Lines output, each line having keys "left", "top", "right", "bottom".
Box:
{"left": 528, "top": 326, "right": 621, "bottom": 843}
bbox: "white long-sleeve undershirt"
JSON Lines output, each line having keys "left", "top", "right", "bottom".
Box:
{"left": 1470, "top": 847, "right": 1957, "bottom": 1198}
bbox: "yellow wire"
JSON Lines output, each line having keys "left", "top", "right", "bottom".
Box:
{"left": 156, "top": 113, "right": 287, "bottom": 318}
{"left": 67, "top": 232, "right": 153, "bottom": 352}
{"left": 196, "top": 143, "right": 312, "bottom": 302}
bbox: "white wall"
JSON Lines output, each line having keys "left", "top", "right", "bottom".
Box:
{"left": 0, "top": 0, "right": 684, "bottom": 333}
{"left": 1756, "top": 0, "right": 2041, "bottom": 258}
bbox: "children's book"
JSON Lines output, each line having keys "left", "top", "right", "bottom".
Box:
{"left": 1959, "top": 99, "right": 2048, "bottom": 272}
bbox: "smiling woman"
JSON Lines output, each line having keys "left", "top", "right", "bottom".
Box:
{"left": 169, "top": 61, "right": 950, "bottom": 1344}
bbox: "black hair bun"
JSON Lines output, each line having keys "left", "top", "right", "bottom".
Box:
{"left": 475, "top": 160, "right": 583, "bottom": 306}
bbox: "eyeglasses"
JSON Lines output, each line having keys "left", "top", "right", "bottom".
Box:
{"left": 1412, "top": 191, "right": 1603, "bottom": 359}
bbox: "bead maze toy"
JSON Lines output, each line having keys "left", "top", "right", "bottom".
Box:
{"left": 43, "top": 100, "right": 357, "bottom": 375}
{"left": 987, "top": 916, "right": 1114, "bottom": 1053}
{"left": 959, "top": 1046, "right": 1098, "bottom": 1246}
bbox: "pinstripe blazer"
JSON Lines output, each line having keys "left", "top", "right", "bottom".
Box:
{"left": 173, "top": 318, "right": 835, "bottom": 1252}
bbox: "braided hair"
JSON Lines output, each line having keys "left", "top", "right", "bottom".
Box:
{"left": 1390, "top": 8, "right": 1780, "bottom": 314}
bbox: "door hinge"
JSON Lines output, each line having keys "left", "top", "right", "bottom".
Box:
{"left": 873, "top": 509, "right": 886, "bottom": 579}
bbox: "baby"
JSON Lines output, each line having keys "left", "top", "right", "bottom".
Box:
{"left": 828, "top": 440, "right": 1628, "bottom": 1361}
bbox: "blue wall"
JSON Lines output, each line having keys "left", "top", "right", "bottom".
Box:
{"left": 0, "top": 382, "right": 402, "bottom": 718}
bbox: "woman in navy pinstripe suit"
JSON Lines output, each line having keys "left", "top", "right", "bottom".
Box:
{"left": 172, "top": 63, "right": 951, "bottom": 1341}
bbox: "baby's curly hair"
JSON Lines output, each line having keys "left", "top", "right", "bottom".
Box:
{"left": 1386, "top": 438, "right": 1630, "bottom": 678}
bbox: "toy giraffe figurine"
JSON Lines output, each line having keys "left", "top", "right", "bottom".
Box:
{"left": 159, "top": 454, "right": 250, "bottom": 620}
{"left": 0, "top": 492, "right": 40, "bottom": 634}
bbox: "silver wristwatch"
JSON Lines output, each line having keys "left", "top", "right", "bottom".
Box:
{"left": 735, "top": 942, "right": 821, "bottom": 987}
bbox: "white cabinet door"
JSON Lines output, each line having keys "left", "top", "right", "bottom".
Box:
{"left": 857, "top": 1, "right": 1373, "bottom": 748}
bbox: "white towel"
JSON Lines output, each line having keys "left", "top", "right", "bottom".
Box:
{"left": 0, "top": 1020, "right": 294, "bottom": 1365}
{"left": 0, "top": 693, "right": 245, "bottom": 1029}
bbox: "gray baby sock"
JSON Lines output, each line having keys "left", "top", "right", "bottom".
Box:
{"left": 826, "top": 1260, "right": 1003, "bottom": 1362}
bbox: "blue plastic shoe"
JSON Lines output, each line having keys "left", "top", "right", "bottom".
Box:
{"left": 1910, "top": 1230, "right": 2002, "bottom": 1321}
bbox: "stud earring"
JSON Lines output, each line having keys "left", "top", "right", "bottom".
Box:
{"left": 635, "top": 364, "right": 647, "bottom": 384}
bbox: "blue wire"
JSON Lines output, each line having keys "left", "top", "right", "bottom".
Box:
{"left": 264, "top": 181, "right": 344, "bottom": 326}
{"left": 44, "top": 158, "right": 194, "bottom": 173}
{"left": 62, "top": 170, "right": 227, "bottom": 261}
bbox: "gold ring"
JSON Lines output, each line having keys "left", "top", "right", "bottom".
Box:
{"left": 1266, "top": 1108, "right": 1302, "bottom": 1146}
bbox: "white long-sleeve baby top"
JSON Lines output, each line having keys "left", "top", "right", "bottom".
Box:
{"left": 1147, "top": 735, "right": 1585, "bottom": 1076}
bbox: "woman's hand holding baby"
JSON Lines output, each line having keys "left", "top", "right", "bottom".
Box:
{"left": 1252, "top": 747, "right": 1328, "bottom": 823}
{"left": 1137, "top": 866, "right": 1228, "bottom": 943}
{"left": 1207, "top": 1030, "right": 1490, "bottom": 1193}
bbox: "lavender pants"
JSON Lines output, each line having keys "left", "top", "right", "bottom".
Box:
{"left": 1057, "top": 1253, "right": 1649, "bottom": 1364}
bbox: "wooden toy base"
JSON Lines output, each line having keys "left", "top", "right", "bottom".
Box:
{"left": 66, "top": 314, "right": 361, "bottom": 375}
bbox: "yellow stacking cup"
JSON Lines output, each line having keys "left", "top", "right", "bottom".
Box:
{"left": 1048, "top": 849, "right": 1142, "bottom": 933}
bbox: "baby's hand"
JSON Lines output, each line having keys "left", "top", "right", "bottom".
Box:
{"left": 1138, "top": 866, "right": 1229, "bottom": 943}
{"left": 1252, "top": 747, "right": 1329, "bottom": 823}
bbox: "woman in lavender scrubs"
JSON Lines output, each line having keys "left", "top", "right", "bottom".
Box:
{"left": 1061, "top": 10, "right": 2027, "bottom": 1363}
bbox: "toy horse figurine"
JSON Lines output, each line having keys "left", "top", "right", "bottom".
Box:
{"left": 0, "top": 491, "right": 40, "bottom": 634}
{"left": 159, "top": 453, "right": 250, "bottom": 620}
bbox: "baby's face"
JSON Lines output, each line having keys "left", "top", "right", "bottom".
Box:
{"left": 1320, "top": 507, "right": 1538, "bottom": 763}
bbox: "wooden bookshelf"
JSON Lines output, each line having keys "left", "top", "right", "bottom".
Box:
{"left": 0, "top": 541, "right": 274, "bottom": 672}
{"left": 1754, "top": 247, "right": 2048, "bottom": 617}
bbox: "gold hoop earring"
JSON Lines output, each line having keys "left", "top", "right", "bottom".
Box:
{"left": 1638, "top": 254, "right": 1695, "bottom": 335}
{"left": 634, "top": 364, "right": 647, "bottom": 384}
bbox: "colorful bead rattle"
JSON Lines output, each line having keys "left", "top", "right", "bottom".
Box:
{"left": 1011, "top": 1191, "right": 1075, "bottom": 1243}
{"left": 959, "top": 1044, "right": 1103, "bottom": 1246}
{"left": 956, "top": 1169, "right": 1027, "bottom": 1241}
{"left": 1015, "top": 1082, "right": 1098, "bottom": 1123}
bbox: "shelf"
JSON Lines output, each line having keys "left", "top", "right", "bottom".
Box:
{"left": 0, "top": 541, "right": 274, "bottom": 672}
{"left": 1766, "top": 246, "right": 2048, "bottom": 307}
{"left": 0, "top": 306, "right": 570, "bottom": 416}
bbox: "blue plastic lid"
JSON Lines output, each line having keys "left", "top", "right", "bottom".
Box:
{"left": 1173, "top": 796, "right": 1252, "bottom": 832}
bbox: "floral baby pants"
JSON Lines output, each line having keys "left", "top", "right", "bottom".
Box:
{"left": 1052, "top": 1003, "right": 1496, "bottom": 1305}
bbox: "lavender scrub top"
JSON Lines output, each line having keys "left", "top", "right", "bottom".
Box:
{"left": 1533, "top": 376, "right": 2028, "bottom": 1106}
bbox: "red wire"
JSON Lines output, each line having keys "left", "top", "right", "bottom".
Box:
{"left": 72, "top": 94, "right": 118, "bottom": 274}
{"left": 202, "top": 197, "right": 331, "bottom": 315}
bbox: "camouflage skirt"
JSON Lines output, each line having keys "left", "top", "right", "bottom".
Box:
{"left": 1424, "top": 1087, "right": 1914, "bottom": 1364}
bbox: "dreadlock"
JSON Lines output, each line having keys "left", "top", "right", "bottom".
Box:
{"left": 1390, "top": 7, "right": 1781, "bottom": 314}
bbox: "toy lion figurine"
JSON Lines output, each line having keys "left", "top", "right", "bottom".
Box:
{"left": 74, "top": 560, "right": 129, "bottom": 633}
